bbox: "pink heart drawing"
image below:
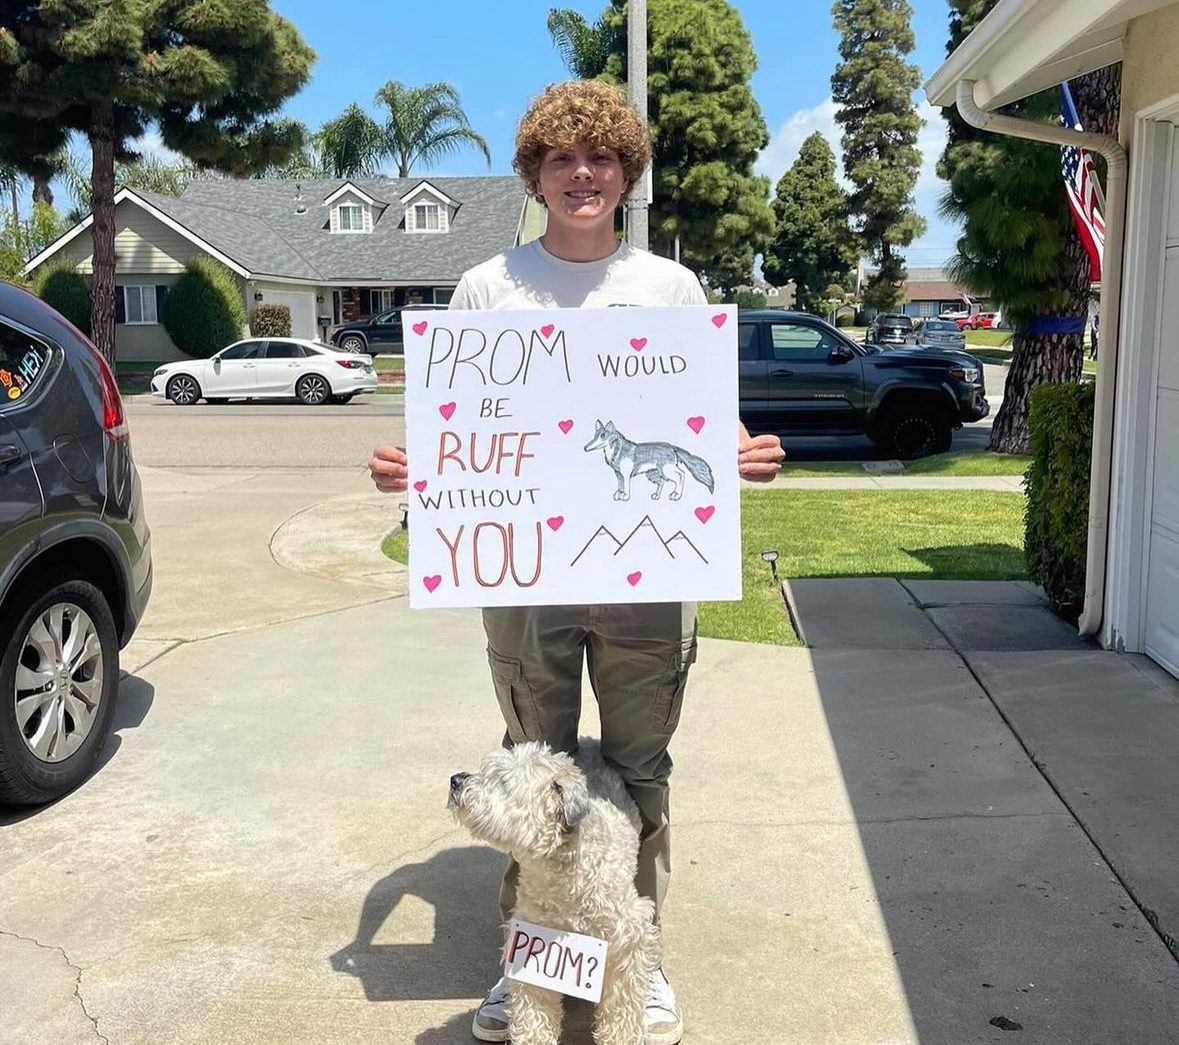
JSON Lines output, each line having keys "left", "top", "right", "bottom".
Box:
{"left": 423, "top": 575, "right": 442, "bottom": 593}
{"left": 627, "top": 571, "right": 643, "bottom": 587}
{"left": 547, "top": 516, "right": 565, "bottom": 531}
{"left": 540, "top": 323, "right": 555, "bottom": 338}
{"left": 711, "top": 313, "right": 727, "bottom": 328}
{"left": 686, "top": 416, "right": 705, "bottom": 434}
{"left": 439, "top": 402, "right": 456, "bottom": 421}
{"left": 413, "top": 480, "right": 428, "bottom": 493}
{"left": 695, "top": 505, "right": 715, "bottom": 524}
{"left": 630, "top": 337, "right": 647, "bottom": 351}
{"left": 413, "top": 321, "right": 428, "bottom": 336}
{"left": 558, "top": 419, "right": 574, "bottom": 434}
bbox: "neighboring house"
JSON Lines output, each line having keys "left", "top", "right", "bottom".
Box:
{"left": 23, "top": 176, "right": 543, "bottom": 362}
{"left": 900, "top": 267, "right": 980, "bottom": 319}
{"left": 927, "top": 0, "right": 1179, "bottom": 680}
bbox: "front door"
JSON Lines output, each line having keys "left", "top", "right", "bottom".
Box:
{"left": 205, "top": 340, "right": 263, "bottom": 397}
{"left": 764, "top": 319, "right": 863, "bottom": 429}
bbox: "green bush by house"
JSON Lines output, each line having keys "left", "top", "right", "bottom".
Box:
{"left": 162, "top": 257, "right": 246, "bottom": 357}
{"left": 251, "top": 303, "right": 291, "bottom": 338}
{"left": 1025, "top": 382, "right": 1095, "bottom": 621}
{"left": 33, "top": 266, "right": 91, "bottom": 334}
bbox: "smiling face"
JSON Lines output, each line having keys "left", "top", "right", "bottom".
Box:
{"left": 535, "top": 142, "right": 626, "bottom": 256}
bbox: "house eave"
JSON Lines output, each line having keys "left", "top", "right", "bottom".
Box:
{"left": 925, "top": 0, "right": 1171, "bottom": 110}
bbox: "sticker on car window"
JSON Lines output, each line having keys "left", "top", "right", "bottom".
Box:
{"left": 0, "top": 342, "right": 47, "bottom": 400}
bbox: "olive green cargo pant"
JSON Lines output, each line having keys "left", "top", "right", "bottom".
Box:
{"left": 482, "top": 602, "right": 698, "bottom": 924}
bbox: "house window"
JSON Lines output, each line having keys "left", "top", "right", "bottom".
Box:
{"left": 917, "top": 301, "right": 937, "bottom": 317}
{"left": 413, "top": 203, "right": 441, "bottom": 231}
{"left": 123, "top": 285, "right": 158, "bottom": 325}
{"left": 338, "top": 204, "right": 365, "bottom": 231}
{"left": 374, "top": 289, "right": 397, "bottom": 312}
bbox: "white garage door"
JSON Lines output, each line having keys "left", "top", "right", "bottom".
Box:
{"left": 262, "top": 290, "right": 318, "bottom": 340}
{"left": 1143, "top": 140, "right": 1179, "bottom": 677}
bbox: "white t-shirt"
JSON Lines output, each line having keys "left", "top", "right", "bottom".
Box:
{"left": 449, "top": 239, "right": 707, "bottom": 311}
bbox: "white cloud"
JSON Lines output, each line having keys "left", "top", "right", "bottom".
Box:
{"left": 756, "top": 96, "right": 961, "bottom": 269}
{"left": 127, "top": 128, "right": 186, "bottom": 165}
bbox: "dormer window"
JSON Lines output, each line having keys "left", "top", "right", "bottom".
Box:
{"left": 413, "top": 202, "right": 441, "bottom": 232}
{"left": 338, "top": 204, "right": 365, "bottom": 231}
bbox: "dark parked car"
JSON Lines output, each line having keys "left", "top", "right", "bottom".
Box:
{"left": 738, "top": 310, "right": 989, "bottom": 458}
{"left": 0, "top": 282, "right": 152, "bottom": 805}
{"left": 866, "top": 312, "right": 915, "bottom": 346}
{"left": 330, "top": 304, "right": 445, "bottom": 356}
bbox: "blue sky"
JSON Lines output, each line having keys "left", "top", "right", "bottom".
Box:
{"left": 140, "top": 0, "right": 963, "bottom": 269}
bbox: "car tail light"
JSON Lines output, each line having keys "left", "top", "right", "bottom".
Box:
{"left": 336, "top": 359, "right": 365, "bottom": 369}
{"left": 86, "top": 344, "right": 129, "bottom": 440}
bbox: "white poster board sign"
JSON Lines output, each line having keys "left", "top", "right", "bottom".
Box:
{"left": 404, "top": 305, "right": 740, "bottom": 608}
{"left": 503, "top": 918, "right": 608, "bottom": 1003}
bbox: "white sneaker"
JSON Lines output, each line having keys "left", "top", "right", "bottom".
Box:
{"left": 645, "top": 968, "right": 683, "bottom": 1045}
{"left": 471, "top": 976, "right": 511, "bottom": 1042}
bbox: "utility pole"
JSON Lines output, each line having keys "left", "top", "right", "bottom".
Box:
{"left": 627, "top": 0, "right": 649, "bottom": 251}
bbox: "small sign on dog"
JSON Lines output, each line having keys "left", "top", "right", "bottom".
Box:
{"left": 504, "top": 917, "right": 609, "bottom": 1003}
{"left": 404, "top": 305, "right": 741, "bottom": 607}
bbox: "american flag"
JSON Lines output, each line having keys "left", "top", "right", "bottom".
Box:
{"left": 1061, "top": 81, "right": 1105, "bottom": 281}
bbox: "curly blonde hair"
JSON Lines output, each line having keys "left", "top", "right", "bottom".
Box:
{"left": 512, "top": 80, "right": 651, "bottom": 203}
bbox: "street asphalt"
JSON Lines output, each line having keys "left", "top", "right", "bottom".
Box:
{"left": 2, "top": 383, "right": 1177, "bottom": 1043}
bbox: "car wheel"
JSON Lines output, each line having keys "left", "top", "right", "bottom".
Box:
{"left": 0, "top": 577, "right": 119, "bottom": 805}
{"left": 296, "top": 373, "right": 331, "bottom": 405}
{"left": 879, "top": 402, "right": 953, "bottom": 460}
{"left": 340, "top": 335, "right": 366, "bottom": 353}
{"left": 166, "top": 374, "right": 201, "bottom": 405}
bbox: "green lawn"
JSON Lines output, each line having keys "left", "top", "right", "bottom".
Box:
{"left": 116, "top": 362, "right": 158, "bottom": 396}
{"left": 777, "top": 450, "right": 1030, "bottom": 478}
{"left": 965, "top": 329, "right": 1014, "bottom": 348}
{"left": 373, "top": 356, "right": 405, "bottom": 372}
{"left": 383, "top": 488, "right": 1027, "bottom": 646}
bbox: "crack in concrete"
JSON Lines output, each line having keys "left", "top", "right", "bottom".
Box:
{"left": 0, "top": 929, "right": 110, "bottom": 1044}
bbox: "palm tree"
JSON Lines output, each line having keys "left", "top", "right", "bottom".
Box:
{"left": 315, "top": 104, "right": 385, "bottom": 178}
{"left": 374, "top": 80, "right": 491, "bottom": 178}
{"left": 546, "top": 8, "right": 617, "bottom": 79}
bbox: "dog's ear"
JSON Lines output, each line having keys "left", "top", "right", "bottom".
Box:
{"left": 553, "top": 779, "right": 590, "bottom": 833}
{"left": 605, "top": 421, "right": 615, "bottom": 433}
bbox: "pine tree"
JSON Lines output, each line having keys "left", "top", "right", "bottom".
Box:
{"left": 938, "top": 0, "right": 1121, "bottom": 453}
{"left": 831, "top": 0, "right": 926, "bottom": 311}
{"left": 601, "top": 0, "right": 773, "bottom": 290}
{"left": 763, "top": 133, "right": 858, "bottom": 315}
{"left": 0, "top": 0, "right": 314, "bottom": 363}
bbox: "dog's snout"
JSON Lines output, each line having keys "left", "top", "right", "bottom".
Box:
{"left": 450, "top": 773, "right": 470, "bottom": 791}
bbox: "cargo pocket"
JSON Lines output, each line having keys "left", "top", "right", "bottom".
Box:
{"left": 651, "top": 637, "right": 698, "bottom": 735}
{"left": 487, "top": 648, "right": 541, "bottom": 743}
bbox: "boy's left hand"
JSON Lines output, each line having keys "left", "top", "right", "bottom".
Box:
{"left": 738, "top": 431, "right": 785, "bottom": 482}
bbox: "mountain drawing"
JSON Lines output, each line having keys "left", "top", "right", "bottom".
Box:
{"left": 570, "top": 515, "right": 708, "bottom": 567}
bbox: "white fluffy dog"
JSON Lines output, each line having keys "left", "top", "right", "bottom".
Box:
{"left": 449, "top": 739, "right": 660, "bottom": 1045}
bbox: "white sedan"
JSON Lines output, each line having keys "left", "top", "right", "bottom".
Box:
{"left": 150, "top": 337, "right": 378, "bottom": 405}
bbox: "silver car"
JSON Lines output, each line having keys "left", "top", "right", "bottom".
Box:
{"left": 909, "top": 319, "right": 966, "bottom": 351}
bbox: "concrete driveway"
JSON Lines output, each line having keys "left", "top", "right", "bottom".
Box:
{"left": 2, "top": 400, "right": 1177, "bottom": 1043}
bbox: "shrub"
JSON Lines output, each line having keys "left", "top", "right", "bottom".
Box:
{"left": 1024, "top": 382, "right": 1095, "bottom": 621}
{"left": 33, "top": 265, "right": 91, "bottom": 334}
{"left": 835, "top": 313, "right": 854, "bottom": 328}
{"left": 252, "top": 303, "right": 291, "bottom": 338}
{"left": 161, "top": 257, "right": 246, "bottom": 357}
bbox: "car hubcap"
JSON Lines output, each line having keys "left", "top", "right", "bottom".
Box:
{"left": 13, "top": 603, "right": 103, "bottom": 763}
{"left": 343, "top": 338, "right": 362, "bottom": 352}
{"left": 895, "top": 418, "right": 935, "bottom": 458}
{"left": 171, "top": 378, "right": 196, "bottom": 404}
{"left": 302, "top": 377, "right": 328, "bottom": 404}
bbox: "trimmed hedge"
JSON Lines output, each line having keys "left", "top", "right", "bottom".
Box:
{"left": 33, "top": 266, "right": 91, "bottom": 334}
{"left": 252, "top": 303, "right": 291, "bottom": 338}
{"left": 161, "top": 257, "right": 246, "bottom": 357}
{"left": 1024, "top": 382, "right": 1095, "bottom": 621}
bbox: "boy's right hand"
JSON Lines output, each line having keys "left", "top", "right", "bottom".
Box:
{"left": 369, "top": 445, "right": 409, "bottom": 493}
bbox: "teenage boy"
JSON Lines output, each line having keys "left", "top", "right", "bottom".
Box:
{"left": 369, "top": 80, "right": 784, "bottom": 1044}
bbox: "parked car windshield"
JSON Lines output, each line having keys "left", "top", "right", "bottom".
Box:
{"left": 923, "top": 321, "right": 960, "bottom": 332}
{"left": 878, "top": 315, "right": 913, "bottom": 328}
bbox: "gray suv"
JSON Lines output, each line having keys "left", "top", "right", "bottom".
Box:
{"left": 0, "top": 282, "right": 152, "bottom": 805}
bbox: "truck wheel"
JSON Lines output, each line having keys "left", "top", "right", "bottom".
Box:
{"left": 879, "top": 402, "right": 952, "bottom": 459}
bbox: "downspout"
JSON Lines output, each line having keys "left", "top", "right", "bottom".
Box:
{"left": 954, "top": 80, "right": 1128, "bottom": 639}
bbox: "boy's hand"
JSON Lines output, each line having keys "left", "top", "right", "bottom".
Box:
{"left": 369, "top": 445, "right": 409, "bottom": 492}
{"left": 738, "top": 430, "right": 784, "bottom": 482}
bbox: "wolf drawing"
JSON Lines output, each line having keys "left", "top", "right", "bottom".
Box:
{"left": 583, "top": 419, "right": 715, "bottom": 501}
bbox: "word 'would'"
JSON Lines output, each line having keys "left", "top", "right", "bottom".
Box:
{"left": 598, "top": 354, "right": 686, "bottom": 378}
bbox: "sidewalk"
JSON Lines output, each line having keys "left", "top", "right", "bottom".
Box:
{"left": 2, "top": 470, "right": 1176, "bottom": 1044}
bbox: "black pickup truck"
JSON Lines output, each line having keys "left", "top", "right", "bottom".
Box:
{"left": 738, "top": 309, "right": 989, "bottom": 459}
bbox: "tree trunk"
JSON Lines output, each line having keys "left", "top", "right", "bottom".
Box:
{"left": 989, "top": 63, "right": 1121, "bottom": 454}
{"left": 89, "top": 100, "right": 117, "bottom": 366}
{"left": 31, "top": 175, "right": 54, "bottom": 207}
{"left": 8, "top": 180, "right": 19, "bottom": 256}
{"left": 989, "top": 330, "right": 1084, "bottom": 453}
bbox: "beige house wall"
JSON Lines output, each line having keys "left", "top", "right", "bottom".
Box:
{"left": 54, "top": 202, "right": 195, "bottom": 274}
{"left": 1121, "top": 6, "right": 1179, "bottom": 144}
